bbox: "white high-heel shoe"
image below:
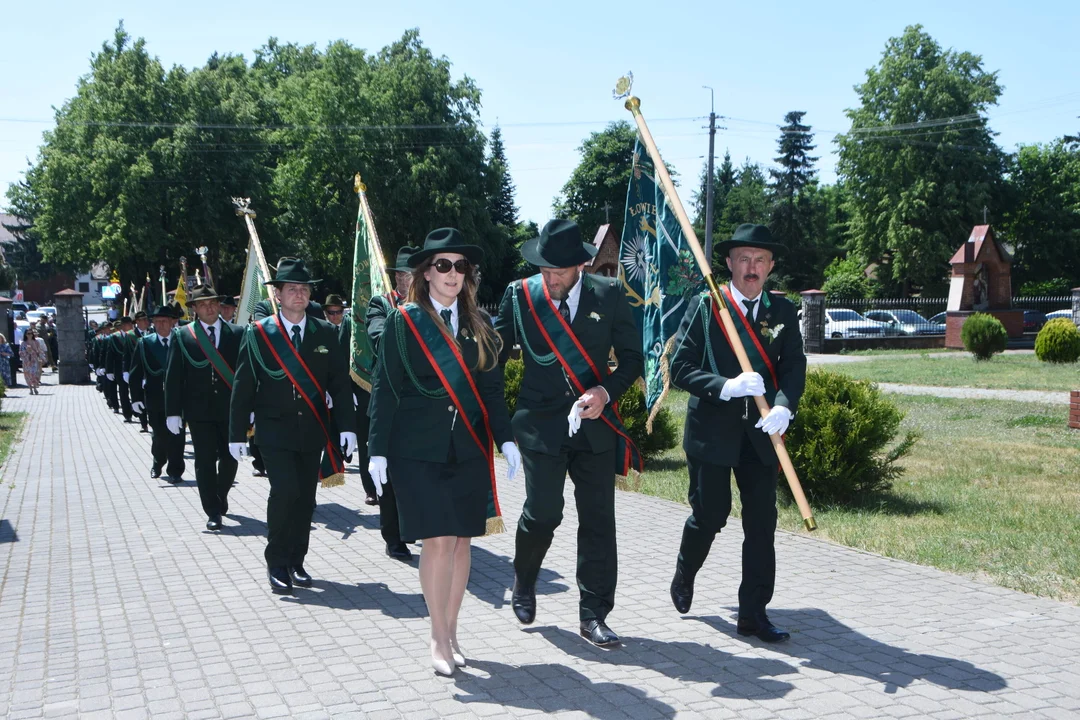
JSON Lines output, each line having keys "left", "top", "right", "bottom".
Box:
{"left": 431, "top": 654, "right": 454, "bottom": 677}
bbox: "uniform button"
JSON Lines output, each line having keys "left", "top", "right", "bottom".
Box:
{"left": 298, "top": 411, "right": 303, "bottom": 416}
{"left": 565, "top": 391, "right": 571, "bottom": 397}
{"left": 448, "top": 405, "right": 454, "bottom": 412}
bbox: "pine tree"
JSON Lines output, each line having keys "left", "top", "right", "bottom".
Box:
{"left": 487, "top": 126, "right": 518, "bottom": 228}
{"left": 768, "top": 111, "right": 820, "bottom": 289}
{"left": 693, "top": 150, "right": 737, "bottom": 241}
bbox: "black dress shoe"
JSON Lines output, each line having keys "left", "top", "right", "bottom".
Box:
{"left": 206, "top": 516, "right": 222, "bottom": 531}
{"left": 150, "top": 467, "right": 162, "bottom": 479}
{"left": 268, "top": 567, "right": 293, "bottom": 594}
{"left": 670, "top": 565, "right": 694, "bottom": 614}
{"left": 386, "top": 543, "right": 413, "bottom": 562}
{"left": 364, "top": 495, "right": 378, "bottom": 506}
{"left": 511, "top": 575, "right": 536, "bottom": 625}
{"left": 737, "top": 613, "right": 790, "bottom": 643}
{"left": 580, "top": 620, "right": 620, "bottom": 647}
{"left": 290, "top": 565, "right": 313, "bottom": 588}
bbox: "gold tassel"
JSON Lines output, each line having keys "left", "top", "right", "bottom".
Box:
{"left": 484, "top": 515, "right": 505, "bottom": 536}
{"left": 320, "top": 473, "right": 346, "bottom": 489}
{"left": 645, "top": 335, "right": 678, "bottom": 434}
{"left": 615, "top": 468, "right": 643, "bottom": 493}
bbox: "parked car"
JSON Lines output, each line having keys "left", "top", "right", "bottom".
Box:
{"left": 25, "top": 310, "right": 47, "bottom": 324}
{"left": 865, "top": 309, "right": 943, "bottom": 336}
{"left": 1046, "top": 309, "right": 1074, "bottom": 322}
{"left": 824, "top": 309, "right": 887, "bottom": 339}
{"left": 11, "top": 301, "right": 37, "bottom": 314}
{"left": 928, "top": 311, "right": 947, "bottom": 325}
{"left": 1018, "top": 310, "right": 1048, "bottom": 333}
{"left": 37, "top": 306, "right": 57, "bottom": 316}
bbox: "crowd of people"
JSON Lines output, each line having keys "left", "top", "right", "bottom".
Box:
{"left": 77, "top": 220, "right": 806, "bottom": 676}
{"left": 0, "top": 311, "right": 59, "bottom": 392}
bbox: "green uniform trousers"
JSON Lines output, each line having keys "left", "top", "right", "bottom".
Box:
{"left": 514, "top": 442, "right": 617, "bottom": 623}
{"left": 189, "top": 420, "right": 237, "bottom": 520}
{"left": 678, "top": 433, "right": 778, "bottom": 618}
{"left": 262, "top": 448, "right": 321, "bottom": 568}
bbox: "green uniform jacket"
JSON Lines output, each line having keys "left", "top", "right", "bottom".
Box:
{"left": 121, "top": 329, "right": 144, "bottom": 374}
{"left": 128, "top": 333, "right": 170, "bottom": 413}
{"left": 164, "top": 321, "right": 242, "bottom": 422}
{"left": 670, "top": 292, "right": 806, "bottom": 467}
{"left": 494, "top": 273, "right": 643, "bottom": 457}
{"left": 253, "top": 299, "right": 323, "bottom": 322}
{"left": 105, "top": 331, "right": 136, "bottom": 377}
{"left": 368, "top": 307, "right": 512, "bottom": 463}
{"left": 228, "top": 315, "right": 356, "bottom": 452}
{"left": 364, "top": 292, "right": 402, "bottom": 355}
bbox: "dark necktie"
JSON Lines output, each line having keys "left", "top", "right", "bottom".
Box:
{"left": 207, "top": 325, "right": 216, "bottom": 348}
{"left": 559, "top": 300, "right": 570, "bottom": 322}
{"left": 742, "top": 299, "right": 756, "bottom": 323}
{"left": 440, "top": 308, "right": 453, "bottom": 331}
{"left": 291, "top": 325, "right": 302, "bottom": 348}
{"left": 162, "top": 337, "right": 168, "bottom": 351}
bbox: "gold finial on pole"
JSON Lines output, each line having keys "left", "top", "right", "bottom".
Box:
{"left": 354, "top": 173, "right": 366, "bottom": 194}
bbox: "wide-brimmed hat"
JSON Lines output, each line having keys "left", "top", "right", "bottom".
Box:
{"left": 323, "top": 294, "right": 346, "bottom": 309}
{"left": 220, "top": 295, "right": 236, "bottom": 308}
{"left": 150, "top": 305, "right": 174, "bottom": 319}
{"left": 266, "top": 257, "right": 320, "bottom": 286}
{"left": 520, "top": 219, "right": 598, "bottom": 269}
{"left": 133, "top": 311, "right": 148, "bottom": 321}
{"left": 188, "top": 284, "right": 223, "bottom": 304}
{"left": 715, "top": 223, "right": 786, "bottom": 257}
{"left": 408, "top": 228, "right": 484, "bottom": 269}
{"left": 389, "top": 246, "right": 420, "bottom": 272}
{"left": 119, "top": 315, "right": 134, "bottom": 324}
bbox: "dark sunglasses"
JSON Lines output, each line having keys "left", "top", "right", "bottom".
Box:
{"left": 431, "top": 258, "right": 470, "bottom": 274}
{"left": 325, "top": 309, "right": 344, "bottom": 316}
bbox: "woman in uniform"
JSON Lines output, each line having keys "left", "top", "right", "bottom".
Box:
{"left": 368, "top": 228, "right": 521, "bottom": 676}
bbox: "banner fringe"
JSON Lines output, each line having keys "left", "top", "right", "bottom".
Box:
{"left": 485, "top": 515, "right": 505, "bottom": 536}
{"left": 645, "top": 334, "right": 678, "bottom": 434}
{"left": 320, "top": 473, "right": 346, "bottom": 489}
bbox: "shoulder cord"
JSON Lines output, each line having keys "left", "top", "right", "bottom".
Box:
{"left": 392, "top": 311, "right": 448, "bottom": 400}
{"left": 511, "top": 282, "right": 558, "bottom": 367}
{"left": 176, "top": 329, "right": 210, "bottom": 369}
{"left": 139, "top": 341, "right": 164, "bottom": 378}
{"left": 239, "top": 326, "right": 286, "bottom": 381}
{"left": 699, "top": 294, "right": 721, "bottom": 376}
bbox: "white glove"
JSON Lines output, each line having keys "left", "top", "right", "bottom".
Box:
{"left": 106, "top": 373, "right": 115, "bottom": 381}
{"left": 122, "top": 371, "right": 130, "bottom": 384}
{"left": 722, "top": 372, "right": 765, "bottom": 399}
{"left": 368, "top": 456, "right": 388, "bottom": 497}
{"left": 142, "top": 379, "right": 147, "bottom": 388}
{"left": 501, "top": 442, "right": 521, "bottom": 481}
{"left": 131, "top": 401, "right": 144, "bottom": 414}
{"left": 325, "top": 391, "right": 333, "bottom": 409}
{"left": 352, "top": 393, "right": 358, "bottom": 408}
{"left": 249, "top": 411, "right": 255, "bottom": 425}
{"left": 756, "top": 405, "right": 793, "bottom": 436}
{"left": 340, "top": 431, "right": 357, "bottom": 457}
{"left": 567, "top": 400, "right": 585, "bottom": 437}
{"left": 166, "top": 416, "right": 182, "bottom": 435}
{"left": 96, "top": 368, "right": 105, "bottom": 377}
{"left": 228, "top": 442, "right": 247, "bottom": 463}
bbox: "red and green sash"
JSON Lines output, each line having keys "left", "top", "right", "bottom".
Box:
{"left": 187, "top": 322, "right": 235, "bottom": 389}
{"left": 397, "top": 304, "right": 503, "bottom": 534}
{"left": 254, "top": 316, "right": 345, "bottom": 487}
{"left": 711, "top": 286, "right": 778, "bottom": 391}
{"left": 521, "top": 275, "right": 643, "bottom": 477}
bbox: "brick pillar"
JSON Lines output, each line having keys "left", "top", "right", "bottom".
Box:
{"left": 1072, "top": 287, "right": 1080, "bottom": 327}
{"left": 800, "top": 290, "right": 826, "bottom": 354}
{"left": 54, "top": 289, "right": 88, "bottom": 385}
{"left": 1071, "top": 391, "right": 1080, "bottom": 431}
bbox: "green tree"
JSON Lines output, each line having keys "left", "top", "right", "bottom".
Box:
{"left": 837, "top": 25, "right": 1007, "bottom": 296}
{"left": 553, "top": 121, "right": 638, "bottom": 241}
{"left": 487, "top": 126, "right": 517, "bottom": 228}
{"left": 692, "top": 149, "right": 736, "bottom": 244}
{"left": 768, "top": 111, "right": 821, "bottom": 290}
{"left": 718, "top": 160, "right": 769, "bottom": 240}
{"left": 1000, "top": 140, "right": 1080, "bottom": 289}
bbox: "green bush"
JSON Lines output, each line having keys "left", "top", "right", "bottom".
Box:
{"left": 784, "top": 369, "right": 918, "bottom": 505}
{"left": 1035, "top": 318, "right": 1080, "bottom": 364}
{"left": 821, "top": 256, "right": 876, "bottom": 300}
{"left": 961, "top": 312, "right": 1008, "bottom": 361}
{"left": 501, "top": 357, "right": 678, "bottom": 462}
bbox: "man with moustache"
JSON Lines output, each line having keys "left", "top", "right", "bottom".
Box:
{"left": 364, "top": 245, "right": 419, "bottom": 560}
{"left": 165, "top": 285, "right": 242, "bottom": 531}
{"left": 667, "top": 224, "right": 806, "bottom": 643}
{"left": 494, "top": 219, "right": 643, "bottom": 647}
{"left": 130, "top": 305, "right": 185, "bottom": 482}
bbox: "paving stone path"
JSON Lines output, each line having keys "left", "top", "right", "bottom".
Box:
{"left": 2, "top": 376, "right": 1080, "bottom": 719}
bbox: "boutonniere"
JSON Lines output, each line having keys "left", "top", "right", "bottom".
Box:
{"left": 461, "top": 327, "right": 473, "bottom": 341}
{"left": 314, "top": 345, "right": 329, "bottom": 354}
{"left": 589, "top": 311, "right": 602, "bottom": 322}
{"left": 762, "top": 324, "right": 785, "bottom": 341}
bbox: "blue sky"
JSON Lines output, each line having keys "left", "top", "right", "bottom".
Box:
{"left": 3, "top": 0, "right": 1078, "bottom": 228}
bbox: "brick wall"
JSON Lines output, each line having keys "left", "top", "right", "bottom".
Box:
{"left": 1071, "top": 391, "right": 1080, "bottom": 431}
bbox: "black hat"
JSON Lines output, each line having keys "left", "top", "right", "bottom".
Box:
{"left": 188, "top": 284, "right": 223, "bottom": 304}
{"left": 133, "top": 311, "right": 148, "bottom": 321}
{"left": 323, "top": 294, "right": 346, "bottom": 308}
{"left": 220, "top": 295, "right": 237, "bottom": 307}
{"left": 119, "top": 315, "right": 134, "bottom": 324}
{"left": 389, "top": 246, "right": 421, "bottom": 272}
{"left": 715, "top": 223, "right": 786, "bottom": 256}
{"left": 266, "top": 257, "right": 320, "bottom": 286}
{"left": 407, "top": 228, "right": 484, "bottom": 269}
{"left": 149, "top": 305, "right": 172, "bottom": 319}
{"left": 520, "top": 219, "right": 598, "bottom": 269}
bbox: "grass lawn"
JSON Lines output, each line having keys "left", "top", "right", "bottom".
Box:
{"left": 834, "top": 352, "right": 1079, "bottom": 391}
{"left": 0, "top": 411, "right": 27, "bottom": 474}
{"left": 637, "top": 390, "right": 1080, "bottom": 603}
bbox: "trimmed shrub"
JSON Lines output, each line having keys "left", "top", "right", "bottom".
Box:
{"left": 501, "top": 358, "right": 678, "bottom": 463}
{"left": 961, "top": 312, "right": 1007, "bottom": 361}
{"left": 1035, "top": 318, "right": 1080, "bottom": 364}
{"left": 783, "top": 369, "right": 918, "bottom": 505}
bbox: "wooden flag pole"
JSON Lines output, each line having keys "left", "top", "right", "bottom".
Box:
{"left": 233, "top": 198, "right": 277, "bottom": 314}
{"left": 620, "top": 84, "right": 816, "bottom": 531}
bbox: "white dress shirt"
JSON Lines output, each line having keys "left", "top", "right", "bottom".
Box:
{"left": 430, "top": 296, "right": 460, "bottom": 335}
{"left": 561, "top": 272, "right": 584, "bottom": 322}
{"left": 199, "top": 318, "right": 222, "bottom": 348}
{"left": 727, "top": 283, "right": 763, "bottom": 323}
{"left": 279, "top": 313, "right": 305, "bottom": 344}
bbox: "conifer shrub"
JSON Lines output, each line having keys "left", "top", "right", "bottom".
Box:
{"left": 1035, "top": 318, "right": 1080, "bottom": 364}
{"left": 961, "top": 312, "right": 1008, "bottom": 360}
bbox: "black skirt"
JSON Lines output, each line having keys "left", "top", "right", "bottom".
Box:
{"left": 389, "top": 454, "right": 490, "bottom": 540}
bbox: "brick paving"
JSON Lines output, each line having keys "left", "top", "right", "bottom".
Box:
{"left": 2, "top": 375, "right": 1079, "bottom": 719}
